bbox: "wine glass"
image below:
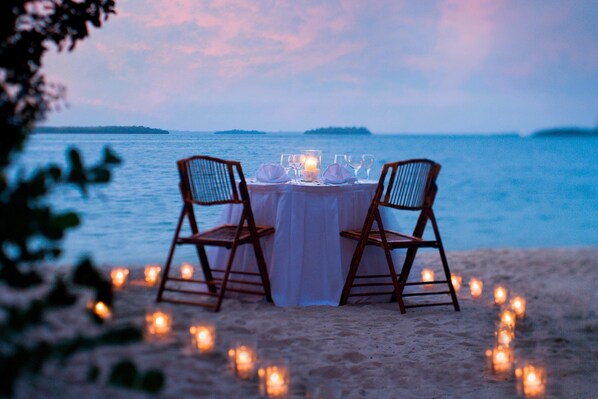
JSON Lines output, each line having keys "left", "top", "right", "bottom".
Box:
{"left": 362, "top": 154, "right": 374, "bottom": 180}
{"left": 280, "top": 153, "right": 292, "bottom": 177}
{"left": 291, "top": 154, "right": 305, "bottom": 181}
{"left": 334, "top": 154, "right": 347, "bottom": 166}
{"left": 346, "top": 155, "right": 363, "bottom": 178}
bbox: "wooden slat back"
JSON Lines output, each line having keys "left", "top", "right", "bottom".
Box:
{"left": 378, "top": 159, "right": 439, "bottom": 210}
{"left": 177, "top": 155, "right": 243, "bottom": 205}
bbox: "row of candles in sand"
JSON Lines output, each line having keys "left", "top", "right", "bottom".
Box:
{"left": 110, "top": 262, "right": 200, "bottom": 289}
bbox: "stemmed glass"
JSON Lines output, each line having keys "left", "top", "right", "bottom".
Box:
{"left": 280, "top": 153, "right": 292, "bottom": 178}
{"left": 291, "top": 154, "right": 305, "bottom": 181}
{"left": 362, "top": 154, "right": 374, "bottom": 180}
{"left": 334, "top": 154, "right": 347, "bottom": 166}
{"left": 346, "top": 155, "right": 363, "bottom": 178}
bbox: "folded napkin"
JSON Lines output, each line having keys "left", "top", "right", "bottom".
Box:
{"left": 322, "top": 163, "right": 357, "bottom": 184}
{"left": 255, "top": 163, "right": 291, "bottom": 183}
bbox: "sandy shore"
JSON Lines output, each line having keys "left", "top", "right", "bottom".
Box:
{"left": 9, "top": 248, "right": 598, "bottom": 398}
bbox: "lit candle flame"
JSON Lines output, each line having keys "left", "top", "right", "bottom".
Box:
{"left": 510, "top": 295, "right": 527, "bottom": 318}
{"left": 181, "top": 263, "right": 194, "bottom": 280}
{"left": 110, "top": 268, "right": 129, "bottom": 288}
{"left": 451, "top": 274, "right": 462, "bottom": 293}
{"left": 146, "top": 310, "right": 172, "bottom": 336}
{"left": 144, "top": 265, "right": 161, "bottom": 285}
{"left": 494, "top": 284, "right": 508, "bottom": 305}
{"left": 421, "top": 268, "right": 434, "bottom": 289}
{"left": 469, "top": 278, "right": 483, "bottom": 299}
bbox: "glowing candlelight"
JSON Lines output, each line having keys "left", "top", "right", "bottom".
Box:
{"left": 304, "top": 157, "right": 318, "bottom": 172}
{"left": 146, "top": 310, "right": 172, "bottom": 336}
{"left": 110, "top": 268, "right": 129, "bottom": 288}
{"left": 486, "top": 345, "right": 514, "bottom": 374}
{"left": 510, "top": 295, "right": 527, "bottom": 318}
{"left": 516, "top": 364, "right": 546, "bottom": 397}
{"left": 493, "top": 284, "right": 508, "bottom": 305}
{"left": 229, "top": 343, "right": 257, "bottom": 379}
{"left": 495, "top": 324, "right": 515, "bottom": 347}
{"left": 499, "top": 309, "right": 517, "bottom": 329}
{"left": 451, "top": 273, "right": 462, "bottom": 293}
{"left": 144, "top": 265, "right": 161, "bottom": 285}
{"left": 89, "top": 301, "right": 111, "bottom": 320}
{"left": 421, "top": 268, "right": 434, "bottom": 289}
{"left": 266, "top": 365, "right": 290, "bottom": 398}
{"left": 469, "top": 278, "right": 483, "bottom": 299}
{"left": 180, "top": 263, "right": 194, "bottom": 280}
{"left": 189, "top": 323, "right": 216, "bottom": 354}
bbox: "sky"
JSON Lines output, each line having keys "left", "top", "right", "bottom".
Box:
{"left": 42, "top": 0, "right": 598, "bottom": 134}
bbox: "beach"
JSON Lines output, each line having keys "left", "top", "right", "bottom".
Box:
{"left": 9, "top": 247, "right": 598, "bottom": 399}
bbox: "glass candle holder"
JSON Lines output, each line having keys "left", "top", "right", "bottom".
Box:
{"left": 301, "top": 149, "right": 322, "bottom": 182}
{"left": 228, "top": 341, "right": 258, "bottom": 380}
{"left": 499, "top": 309, "right": 517, "bottom": 329}
{"left": 180, "top": 262, "right": 194, "bottom": 280}
{"left": 450, "top": 273, "right": 462, "bottom": 293}
{"left": 259, "top": 359, "right": 290, "bottom": 399}
{"left": 110, "top": 267, "right": 129, "bottom": 288}
{"left": 486, "top": 345, "right": 514, "bottom": 374}
{"left": 421, "top": 268, "right": 434, "bottom": 289}
{"left": 516, "top": 363, "right": 546, "bottom": 397}
{"left": 146, "top": 308, "right": 172, "bottom": 338}
{"left": 510, "top": 295, "right": 527, "bottom": 318}
{"left": 469, "top": 278, "right": 483, "bottom": 299}
{"left": 189, "top": 322, "right": 216, "bottom": 354}
{"left": 144, "top": 265, "right": 161, "bottom": 285}
{"left": 88, "top": 300, "right": 111, "bottom": 320}
{"left": 495, "top": 323, "right": 515, "bottom": 347}
{"left": 493, "top": 284, "right": 508, "bottom": 305}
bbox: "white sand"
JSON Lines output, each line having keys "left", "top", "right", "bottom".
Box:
{"left": 8, "top": 248, "right": 598, "bottom": 398}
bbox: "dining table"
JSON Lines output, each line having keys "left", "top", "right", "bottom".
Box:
{"left": 207, "top": 179, "right": 410, "bottom": 307}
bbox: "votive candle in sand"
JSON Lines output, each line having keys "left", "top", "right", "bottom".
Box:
{"left": 189, "top": 323, "right": 216, "bottom": 354}
{"left": 493, "top": 284, "right": 508, "bottom": 305}
{"left": 516, "top": 364, "right": 546, "bottom": 397}
{"left": 110, "top": 267, "right": 129, "bottom": 288}
{"left": 486, "top": 345, "right": 514, "bottom": 374}
{"left": 421, "top": 268, "right": 435, "bottom": 289}
{"left": 510, "top": 295, "right": 527, "bottom": 318}
{"left": 265, "top": 361, "right": 290, "bottom": 398}
{"left": 89, "top": 301, "right": 111, "bottom": 320}
{"left": 146, "top": 309, "right": 172, "bottom": 337}
{"left": 180, "top": 263, "right": 194, "bottom": 280}
{"left": 499, "top": 309, "right": 516, "bottom": 329}
{"left": 144, "top": 265, "right": 161, "bottom": 285}
{"left": 469, "top": 278, "right": 483, "bottom": 299}
{"left": 451, "top": 273, "right": 462, "bottom": 293}
{"left": 229, "top": 343, "right": 257, "bottom": 379}
{"left": 495, "top": 324, "right": 515, "bottom": 347}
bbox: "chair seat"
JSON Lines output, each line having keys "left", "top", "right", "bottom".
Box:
{"left": 340, "top": 229, "right": 438, "bottom": 249}
{"left": 178, "top": 224, "right": 274, "bottom": 247}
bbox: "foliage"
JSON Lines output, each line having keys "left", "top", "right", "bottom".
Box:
{"left": 0, "top": 0, "right": 164, "bottom": 396}
{"left": 304, "top": 126, "right": 372, "bottom": 135}
{"left": 35, "top": 125, "right": 170, "bottom": 134}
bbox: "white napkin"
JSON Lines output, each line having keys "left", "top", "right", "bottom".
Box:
{"left": 322, "top": 163, "right": 357, "bottom": 184}
{"left": 255, "top": 163, "right": 291, "bottom": 183}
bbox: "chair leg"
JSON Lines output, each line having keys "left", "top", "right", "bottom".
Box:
{"left": 374, "top": 210, "right": 405, "bottom": 313}
{"left": 429, "top": 211, "right": 460, "bottom": 312}
{"left": 339, "top": 241, "right": 367, "bottom": 305}
{"left": 157, "top": 207, "right": 186, "bottom": 302}
{"left": 251, "top": 235, "right": 273, "bottom": 303}
{"left": 214, "top": 239, "right": 241, "bottom": 312}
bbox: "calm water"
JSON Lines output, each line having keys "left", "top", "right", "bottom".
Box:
{"left": 16, "top": 132, "right": 598, "bottom": 265}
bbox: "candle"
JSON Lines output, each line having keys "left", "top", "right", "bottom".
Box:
{"left": 495, "top": 324, "right": 515, "bottom": 347}
{"left": 469, "top": 278, "right": 483, "bottom": 299}
{"left": 189, "top": 323, "right": 216, "bottom": 354}
{"left": 451, "top": 273, "right": 462, "bottom": 293}
{"left": 421, "top": 268, "right": 434, "bottom": 289}
{"left": 180, "top": 263, "right": 194, "bottom": 280}
{"left": 304, "top": 157, "right": 318, "bottom": 172}
{"left": 499, "top": 309, "right": 516, "bottom": 329}
{"left": 144, "top": 265, "right": 161, "bottom": 285}
{"left": 89, "top": 301, "right": 111, "bottom": 320}
{"left": 486, "top": 345, "right": 514, "bottom": 374}
{"left": 510, "top": 295, "right": 527, "bottom": 318}
{"left": 146, "top": 310, "right": 172, "bottom": 336}
{"left": 266, "top": 365, "right": 290, "bottom": 398}
{"left": 493, "top": 284, "right": 508, "bottom": 305}
{"left": 516, "top": 364, "right": 546, "bottom": 397}
{"left": 110, "top": 268, "right": 129, "bottom": 288}
{"left": 229, "top": 344, "right": 257, "bottom": 379}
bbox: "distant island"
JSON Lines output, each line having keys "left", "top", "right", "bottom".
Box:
{"left": 304, "top": 126, "right": 372, "bottom": 135}
{"left": 532, "top": 127, "right": 598, "bottom": 138}
{"left": 35, "top": 125, "right": 169, "bottom": 134}
{"left": 214, "top": 129, "right": 267, "bottom": 135}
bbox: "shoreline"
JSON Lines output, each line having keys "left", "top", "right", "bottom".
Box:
{"left": 7, "top": 247, "right": 598, "bottom": 398}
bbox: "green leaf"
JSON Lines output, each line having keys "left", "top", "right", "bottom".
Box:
{"left": 139, "top": 370, "right": 165, "bottom": 394}
{"left": 46, "top": 278, "right": 77, "bottom": 307}
{"left": 108, "top": 360, "right": 138, "bottom": 388}
{"left": 102, "top": 146, "right": 121, "bottom": 165}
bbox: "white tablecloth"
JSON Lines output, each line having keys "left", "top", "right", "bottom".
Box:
{"left": 207, "top": 181, "right": 407, "bottom": 307}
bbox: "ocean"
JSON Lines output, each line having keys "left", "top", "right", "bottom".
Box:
{"left": 16, "top": 132, "right": 598, "bottom": 266}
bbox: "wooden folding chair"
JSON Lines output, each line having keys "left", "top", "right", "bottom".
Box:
{"left": 156, "top": 155, "right": 274, "bottom": 312}
{"left": 339, "top": 159, "right": 460, "bottom": 313}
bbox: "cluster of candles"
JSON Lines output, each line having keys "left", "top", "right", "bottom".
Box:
{"left": 421, "top": 268, "right": 545, "bottom": 396}
{"left": 110, "top": 263, "right": 198, "bottom": 288}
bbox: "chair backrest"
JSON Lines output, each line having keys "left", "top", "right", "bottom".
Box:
{"left": 377, "top": 159, "right": 440, "bottom": 210}
{"left": 177, "top": 155, "right": 245, "bottom": 205}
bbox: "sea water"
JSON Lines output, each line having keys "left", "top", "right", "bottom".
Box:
{"left": 15, "top": 132, "right": 598, "bottom": 265}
